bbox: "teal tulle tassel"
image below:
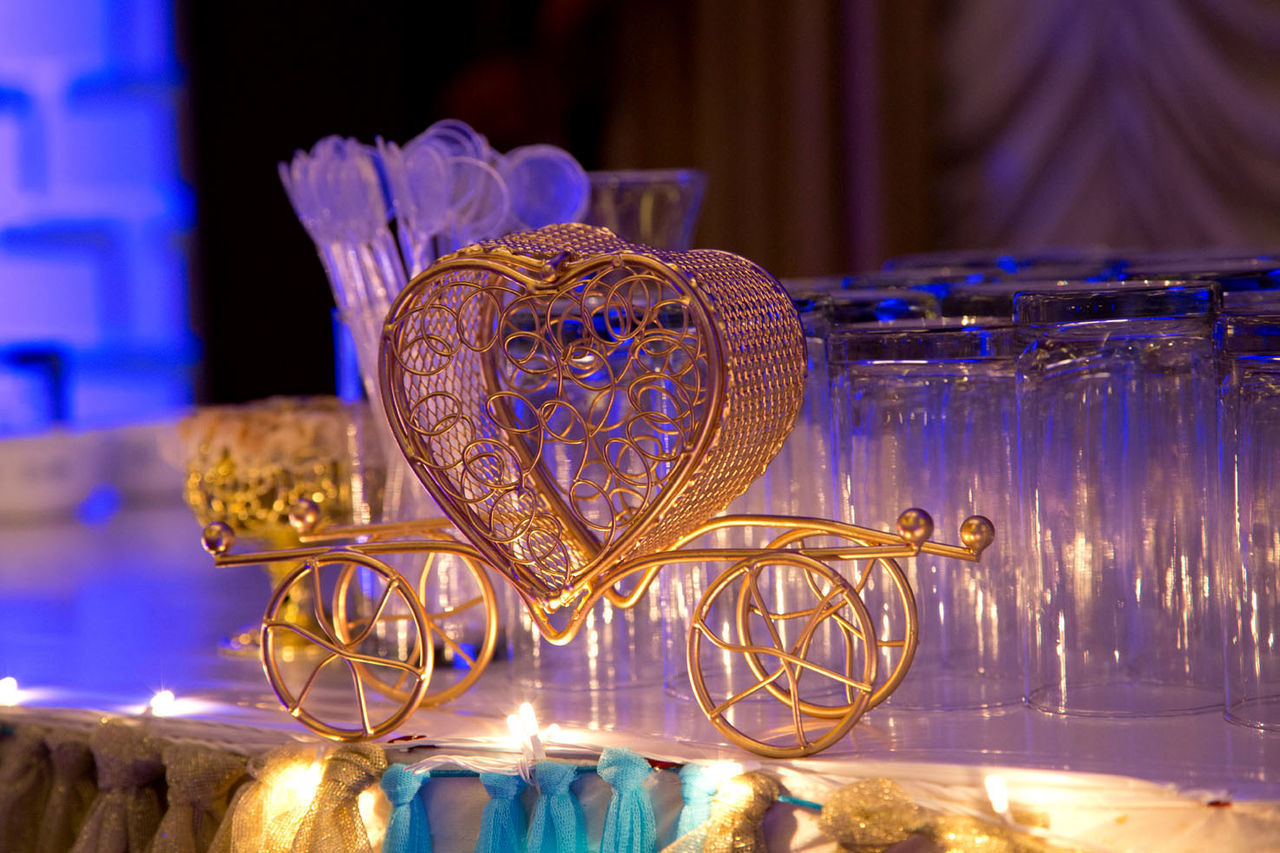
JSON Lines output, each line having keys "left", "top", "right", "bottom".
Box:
{"left": 475, "top": 773, "right": 527, "bottom": 853}
{"left": 381, "top": 764, "right": 431, "bottom": 853}
{"left": 675, "top": 764, "right": 719, "bottom": 838}
{"left": 598, "top": 747, "right": 656, "bottom": 853}
{"left": 527, "top": 761, "right": 586, "bottom": 853}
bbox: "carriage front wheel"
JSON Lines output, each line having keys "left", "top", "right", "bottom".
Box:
{"left": 261, "top": 549, "right": 432, "bottom": 741}
{"left": 686, "top": 552, "right": 878, "bottom": 758}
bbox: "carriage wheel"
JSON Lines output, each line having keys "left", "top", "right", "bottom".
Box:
{"left": 687, "top": 552, "right": 878, "bottom": 758}
{"left": 331, "top": 543, "right": 498, "bottom": 707}
{"left": 738, "top": 533, "right": 918, "bottom": 713}
{"left": 261, "top": 550, "right": 432, "bottom": 741}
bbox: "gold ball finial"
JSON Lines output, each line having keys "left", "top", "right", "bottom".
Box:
{"left": 959, "top": 515, "right": 995, "bottom": 557}
{"left": 896, "top": 508, "right": 933, "bottom": 548}
{"left": 201, "top": 522, "right": 235, "bottom": 556}
{"left": 289, "top": 498, "right": 322, "bottom": 535}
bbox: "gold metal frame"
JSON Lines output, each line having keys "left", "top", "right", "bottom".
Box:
{"left": 199, "top": 225, "right": 996, "bottom": 757}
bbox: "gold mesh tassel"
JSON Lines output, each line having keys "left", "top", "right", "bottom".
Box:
{"left": 207, "top": 745, "right": 321, "bottom": 853}
{"left": 36, "top": 728, "right": 96, "bottom": 853}
{"left": 69, "top": 720, "right": 164, "bottom": 853}
{"left": 289, "top": 744, "right": 386, "bottom": 853}
{"left": 701, "top": 772, "right": 780, "bottom": 853}
{"left": 928, "top": 814, "right": 1049, "bottom": 853}
{"left": 149, "top": 743, "right": 247, "bottom": 853}
{"left": 0, "top": 724, "right": 52, "bottom": 851}
{"left": 818, "top": 778, "right": 927, "bottom": 851}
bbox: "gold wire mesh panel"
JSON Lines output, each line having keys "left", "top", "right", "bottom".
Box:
{"left": 380, "top": 223, "right": 807, "bottom": 606}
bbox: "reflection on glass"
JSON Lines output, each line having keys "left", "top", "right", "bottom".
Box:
{"left": 828, "top": 321, "right": 1022, "bottom": 710}
{"left": 1219, "top": 312, "right": 1280, "bottom": 731}
{"left": 1017, "top": 282, "right": 1222, "bottom": 717}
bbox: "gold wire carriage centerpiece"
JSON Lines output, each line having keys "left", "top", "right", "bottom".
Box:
{"left": 202, "top": 223, "right": 993, "bottom": 758}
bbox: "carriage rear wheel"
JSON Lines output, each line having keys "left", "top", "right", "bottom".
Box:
{"left": 330, "top": 541, "right": 498, "bottom": 708}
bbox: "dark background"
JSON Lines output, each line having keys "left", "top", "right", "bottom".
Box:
{"left": 182, "top": 1, "right": 1280, "bottom": 405}
{"left": 184, "top": 0, "right": 618, "bottom": 403}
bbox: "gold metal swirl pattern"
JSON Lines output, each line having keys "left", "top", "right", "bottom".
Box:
{"left": 380, "top": 224, "right": 808, "bottom": 609}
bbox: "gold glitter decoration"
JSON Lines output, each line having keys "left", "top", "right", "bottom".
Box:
{"left": 819, "top": 778, "right": 927, "bottom": 851}
{"left": 928, "top": 815, "right": 1047, "bottom": 853}
{"left": 701, "top": 772, "right": 780, "bottom": 853}
{"left": 180, "top": 396, "right": 358, "bottom": 545}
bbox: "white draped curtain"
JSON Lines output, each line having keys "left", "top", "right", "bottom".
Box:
{"left": 600, "top": 1, "right": 1280, "bottom": 272}
{"left": 939, "top": 0, "right": 1280, "bottom": 251}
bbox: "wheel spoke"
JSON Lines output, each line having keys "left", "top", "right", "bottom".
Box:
{"left": 347, "top": 659, "right": 373, "bottom": 736}
{"left": 792, "top": 588, "right": 860, "bottom": 695}
{"left": 831, "top": 611, "right": 866, "bottom": 642}
{"left": 700, "top": 629, "right": 873, "bottom": 694}
{"left": 745, "top": 600, "right": 829, "bottom": 622}
{"left": 789, "top": 674, "right": 809, "bottom": 750}
{"left": 415, "top": 553, "right": 437, "bottom": 603}
{"left": 426, "top": 620, "right": 478, "bottom": 668}
{"left": 286, "top": 651, "right": 339, "bottom": 712}
{"left": 780, "top": 653, "right": 872, "bottom": 693}
{"left": 709, "top": 668, "right": 786, "bottom": 718}
{"left": 265, "top": 621, "right": 424, "bottom": 675}
{"left": 787, "top": 589, "right": 849, "bottom": 662}
{"left": 430, "top": 594, "right": 485, "bottom": 618}
{"left": 851, "top": 560, "right": 875, "bottom": 592}
{"left": 266, "top": 620, "right": 352, "bottom": 660}
{"left": 345, "top": 578, "right": 401, "bottom": 648}
{"left": 746, "top": 570, "right": 792, "bottom": 661}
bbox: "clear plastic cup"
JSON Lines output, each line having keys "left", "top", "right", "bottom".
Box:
{"left": 1016, "top": 282, "right": 1223, "bottom": 717}
{"left": 584, "top": 169, "right": 707, "bottom": 250}
{"left": 828, "top": 320, "right": 1023, "bottom": 710}
{"left": 1218, "top": 312, "right": 1280, "bottom": 730}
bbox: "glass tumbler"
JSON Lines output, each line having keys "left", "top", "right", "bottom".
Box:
{"left": 1017, "top": 282, "right": 1222, "bottom": 716}
{"left": 660, "top": 293, "right": 840, "bottom": 702}
{"left": 584, "top": 169, "right": 707, "bottom": 250}
{"left": 828, "top": 321, "right": 1023, "bottom": 710}
{"left": 1219, "top": 312, "right": 1280, "bottom": 730}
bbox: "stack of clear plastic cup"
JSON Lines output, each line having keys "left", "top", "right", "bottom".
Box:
{"left": 659, "top": 292, "right": 839, "bottom": 703}
{"left": 828, "top": 320, "right": 1024, "bottom": 710}
{"left": 1218, "top": 310, "right": 1280, "bottom": 731}
{"left": 1016, "top": 281, "right": 1223, "bottom": 717}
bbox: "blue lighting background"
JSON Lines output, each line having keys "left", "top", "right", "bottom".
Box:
{"left": 0, "top": 0, "right": 196, "bottom": 433}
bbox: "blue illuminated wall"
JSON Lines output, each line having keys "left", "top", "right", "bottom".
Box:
{"left": 0, "top": 0, "right": 194, "bottom": 430}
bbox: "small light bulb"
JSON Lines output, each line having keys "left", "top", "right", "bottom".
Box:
{"left": 711, "top": 760, "right": 744, "bottom": 783}
{"left": 518, "top": 702, "right": 539, "bottom": 737}
{"left": 0, "top": 676, "right": 19, "bottom": 706}
{"left": 150, "top": 689, "right": 176, "bottom": 716}
{"left": 984, "top": 774, "right": 1009, "bottom": 817}
{"left": 507, "top": 714, "right": 526, "bottom": 747}
{"left": 543, "top": 723, "right": 561, "bottom": 742}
